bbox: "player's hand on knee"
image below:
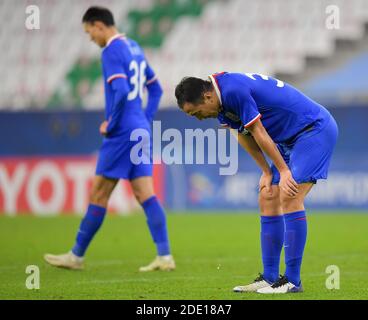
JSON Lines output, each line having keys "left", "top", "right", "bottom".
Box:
{"left": 279, "top": 170, "right": 298, "bottom": 197}
{"left": 259, "top": 171, "right": 273, "bottom": 195}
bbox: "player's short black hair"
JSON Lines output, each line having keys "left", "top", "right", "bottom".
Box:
{"left": 175, "top": 77, "right": 213, "bottom": 109}
{"left": 82, "top": 6, "right": 115, "bottom": 26}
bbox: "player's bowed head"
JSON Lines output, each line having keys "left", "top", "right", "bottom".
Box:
{"left": 82, "top": 6, "right": 118, "bottom": 48}
{"left": 175, "top": 77, "right": 221, "bottom": 120}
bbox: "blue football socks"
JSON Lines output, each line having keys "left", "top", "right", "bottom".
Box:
{"left": 72, "top": 204, "right": 107, "bottom": 257}
{"left": 260, "top": 215, "right": 285, "bottom": 283}
{"left": 142, "top": 196, "right": 171, "bottom": 256}
{"left": 284, "top": 210, "right": 307, "bottom": 286}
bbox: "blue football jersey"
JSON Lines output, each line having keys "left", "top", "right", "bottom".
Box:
{"left": 211, "top": 72, "right": 331, "bottom": 143}
{"left": 101, "top": 34, "right": 157, "bottom": 135}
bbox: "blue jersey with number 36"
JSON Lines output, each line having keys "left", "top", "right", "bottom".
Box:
{"left": 211, "top": 72, "right": 332, "bottom": 143}
{"left": 102, "top": 34, "right": 156, "bottom": 136}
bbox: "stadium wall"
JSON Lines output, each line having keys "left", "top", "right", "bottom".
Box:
{"left": 0, "top": 107, "right": 367, "bottom": 215}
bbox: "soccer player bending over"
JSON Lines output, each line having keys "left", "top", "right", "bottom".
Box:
{"left": 175, "top": 72, "right": 338, "bottom": 294}
{"left": 44, "top": 7, "right": 175, "bottom": 272}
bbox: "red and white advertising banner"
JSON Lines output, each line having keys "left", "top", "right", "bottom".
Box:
{"left": 0, "top": 157, "right": 165, "bottom": 216}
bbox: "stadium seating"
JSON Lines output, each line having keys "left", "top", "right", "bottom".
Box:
{"left": 147, "top": 0, "right": 368, "bottom": 106}
{"left": 0, "top": 0, "right": 136, "bottom": 109}
{"left": 1, "top": 0, "right": 368, "bottom": 109}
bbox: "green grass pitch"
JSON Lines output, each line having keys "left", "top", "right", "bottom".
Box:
{"left": 0, "top": 212, "right": 367, "bottom": 300}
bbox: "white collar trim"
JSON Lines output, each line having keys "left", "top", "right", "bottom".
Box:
{"left": 208, "top": 74, "right": 222, "bottom": 105}
{"left": 105, "top": 33, "right": 126, "bottom": 48}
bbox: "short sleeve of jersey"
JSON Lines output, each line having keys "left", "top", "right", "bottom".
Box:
{"left": 102, "top": 49, "right": 128, "bottom": 84}
{"left": 226, "top": 86, "right": 261, "bottom": 128}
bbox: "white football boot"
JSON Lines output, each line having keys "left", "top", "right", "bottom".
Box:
{"left": 44, "top": 251, "right": 84, "bottom": 270}
{"left": 257, "top": 275, "right": 303, "bottom": 294}
{"left": 233, "top": 274, "right": 273, "bottom": 293}
{"left": 139, "top": 255, "right": 176, "bottom": 272}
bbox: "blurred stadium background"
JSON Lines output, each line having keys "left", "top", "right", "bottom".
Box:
{"left": 0, "top": 0, "right": 367, "bottom": 215}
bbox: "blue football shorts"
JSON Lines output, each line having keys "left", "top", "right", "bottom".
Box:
{"left": 95, "top": 131, "right": 153, "bottom": 181}
{"left": 271, "top": 113, "right": 338, "bottom": 185}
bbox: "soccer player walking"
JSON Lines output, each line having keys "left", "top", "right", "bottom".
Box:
{"left": 175, "top": 72, "right": 338, "bottom": 293}
{"left": 44, "top": 7, "right": 175, "bottom": 272}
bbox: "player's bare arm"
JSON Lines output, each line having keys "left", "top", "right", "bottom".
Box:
{"left": 233, "top": 130, "right": 273, "bottom": 194}
{"left": 246, "top": 119, "right": 299, "bottom": 197}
